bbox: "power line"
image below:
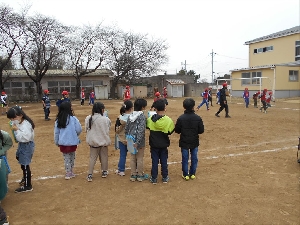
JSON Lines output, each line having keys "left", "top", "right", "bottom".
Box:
{"left": 215, "top": 53, "right": 247, "bottom": 60}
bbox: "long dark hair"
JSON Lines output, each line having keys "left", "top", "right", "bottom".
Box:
{"left": 88, "top": 102, "right": 105, "bottom": 129}
{"left": 56, "top": 102, "right": 74, "bottom": 128}
{"left": 7, "top": 105, "right": 35, "bottom": 129}
{"left": 0, "top": 130, "right": 3, "bottom": 147}
{"left": 120, "top": 100, "right": 133, "bottom": 115}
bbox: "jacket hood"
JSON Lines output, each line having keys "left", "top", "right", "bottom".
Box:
{"left": 129, "top": 111, "right": 143, "bottom": 122}
{"left": 150, "top": 114, "right": 166, "bottom": 129}
{"left": 119, "top": 114, "right": 130, "bottom": 124}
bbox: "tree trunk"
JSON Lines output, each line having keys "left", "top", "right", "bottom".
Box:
{"left": 75, "top": 77, "right": 81, "bottom": 99}
{"left": 36, "top": 80, "right": 42, "bottom": 101}
{"left": 110, "top": 79, "right": 119, "bottom": 99}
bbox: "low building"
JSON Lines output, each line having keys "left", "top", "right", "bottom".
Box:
{"left": 2, "top": 69, "right": 113, "bottom": 101}
{"left": 230, "top": 26, "right": 300, "bottom": 98}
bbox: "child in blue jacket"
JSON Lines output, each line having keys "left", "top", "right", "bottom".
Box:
{"left": 54, "top": 102, "right": 82, "bottom": 180}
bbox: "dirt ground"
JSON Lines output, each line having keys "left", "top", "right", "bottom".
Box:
{"left": 1, "top": 96, "right": 300, "bottom": 225}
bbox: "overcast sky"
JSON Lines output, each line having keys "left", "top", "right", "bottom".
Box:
{"left": 0, "top": 0, "right": 299, "bottom": 81}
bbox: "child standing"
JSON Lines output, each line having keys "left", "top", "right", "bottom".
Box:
{"left": 81, "top": 88, "right": 85, "bottom": 106}
{"left": 196, "top": 88, "right": 210, "bottom": 111}
{"left": 89, "top": 90, "right": 95, "bottom": 106}
{"left": 54, "top": 102, "right": 82, "bottom": 180}
{"left": 42, "top": 89, "right": 51, "bottom": 121}
{"left": 146, "top": 99, "right": 174, "bottom": 184}
{"left": 125, "top": 98, "right": 148, "bottom": 182}
{"left": 123, "top": 86, "right": 131, "bottom": 101}
{"left": 7, "top": 106, "right": 35, "bottom": 193}
{"left": 175, "top": 98, "right": 204, "bottom": 181}
{"left": 243, "top": 87, "right": 250, "bottom": 108}
{"left": 1, "top": 91, "right": 8, "bottom": 115}
{"left": 85, "top": 102, "right": 111, "bottom": 182}
{"left": 115, "top": 100, "right": 133, "bottom": 176}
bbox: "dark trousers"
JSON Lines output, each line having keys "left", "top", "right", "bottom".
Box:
{"left": 21, "top": 165, "right": 32, "bottom": 187}
{"left": 208, "top": 96, "right": 213, "bottom": 106}
{"left": 253, "top": 98, "right": 258, "bottom": 107}
{"left": 216, "top": 101, "right": 229, "bottom": 116}
{"left": 44, "top": 107, "right": 50, "bottom": 119}
{"left": 81, "top": 99, "right": 85, "bottom": 105}
{"left": 150, "top": 147, "right": 168, "bottom": 179}
{"left": 260, "top": 100, "right": 267, "bottom": 111}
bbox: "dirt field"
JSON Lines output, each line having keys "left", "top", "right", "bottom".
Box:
{"left": 1, "top": 96, "right": 300, "bottom": 225}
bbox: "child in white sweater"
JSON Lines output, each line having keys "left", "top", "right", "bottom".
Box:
{"left": 85, "top": 102, "right": 111, "bottom": 182}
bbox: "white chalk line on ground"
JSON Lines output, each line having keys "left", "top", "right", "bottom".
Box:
{"left": 202, "top": 138, "right": 296, "bottom": 152}
{"left": 8, "top": 145, "right": 296, "bottom": 184}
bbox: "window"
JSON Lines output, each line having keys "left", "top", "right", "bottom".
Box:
{"left": 24, "top": 82, "right": 35, "bottom": 95}
{"left": 254, "top": 46, "right": 273, "bottom": 54}
{"left": 11, "top": 82, "right": 22, "bottom": 87}
{"left": 241, "top": 72, "right": 251, "bottom": 85}
{"left": 252, "top": 71, "right": 261, "bottom": 85}
{"left": 296, "top": 41, "right": 300, "bottom": 61}
{"left": 48, "top": 81, "right": 58, "bottom": 87}
{"left": 289, "top": 70, "right": 299, "bottom": 82}
{"left": 241, "top": 71, "right": 262, "bottom": 85}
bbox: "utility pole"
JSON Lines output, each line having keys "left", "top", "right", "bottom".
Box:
{"left": 181, "top": 60, "right": 187, "bottom": 74}
{"left": 210, "top": 49, "right": 216, "bottom": 84}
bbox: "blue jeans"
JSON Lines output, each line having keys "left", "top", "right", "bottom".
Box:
{"left": 244, "top": 98, "right": 249, "bottom": 108}
{"left": 44, "top": 107, "right": 50, "bottom": 119}
{"left": 197, "top": 98, "right": 209, "bottom": 109}
{"left": 181, "top": 147, "right": 198, "bottom": 176}
{"left": 151, "top": 147, "right": 168, "bottom": 179}
{"left": 118, "top": 141, "right": 128, "bottom": 172}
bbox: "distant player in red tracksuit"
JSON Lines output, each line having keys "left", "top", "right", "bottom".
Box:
{"left": 196, "top": 88, "right": 210, "bottom": 111}
{"left": 89, "top": 90, "right": 95, "bottom": 106}
{"left": 259, "top": 88, "right": 268, "bottom": 113}
{"left": 163, "top": 87, "right": 168, "bottom": 98}
{"left": 81, "top": 88, "right": 85, "bottom": 106}
{"left": 266, "top": 91, "right": 272, "bottom": 108}
{"left": 123, "top": 86, "right": 130, "bottom": 101}
{"left": 243, "top": 87, "right": 250, "bottom": 108}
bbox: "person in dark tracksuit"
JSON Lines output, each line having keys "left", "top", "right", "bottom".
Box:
{"left": 42, "top": 90, "right": 51, "bottom": 121}
{"left": 175, "top": 98, "right": 204, "bottom": 181}
{"left": 215, "top": 83, "right": 231, "bottom": 118}
{"left": 147, "top": 99, "right": 174, "bottom": 184}
{"left": 252, "top": 91, "right": 260, "bottom": 108}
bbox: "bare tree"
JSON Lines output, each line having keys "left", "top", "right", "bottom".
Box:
{"left": 64, "top": 24, "right": 109, "bottom": 98}
{"left": 0, "top": 5, "right": 20, "bottom": 90}
{"left": 14, "top": 13, "right": 70, "bottom": 98}
{"left": 106, "top": 28, "right": 168, "bottom": 98}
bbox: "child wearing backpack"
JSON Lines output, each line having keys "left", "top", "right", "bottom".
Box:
{"left": 115, "top": 100, "right": 133, "bottom": 176}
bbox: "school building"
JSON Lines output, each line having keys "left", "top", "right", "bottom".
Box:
{"left": 230, "top": 25, "right": 300, "bottom": 99}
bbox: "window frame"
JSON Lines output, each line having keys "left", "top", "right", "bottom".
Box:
{"left": 289, "top": 70, "right": 299, "bottom": 82}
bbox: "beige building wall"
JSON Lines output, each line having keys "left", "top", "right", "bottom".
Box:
{"left": 231, "top": 68, "right": 274, "bottom": 91}
{"left": 275, "top": 66, "right": 300, "bottom": 90}
{"left": 249, "top": 33, "right": 300, "bottom": 67}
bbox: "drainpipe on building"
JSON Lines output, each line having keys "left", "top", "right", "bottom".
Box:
{"left": 271, "top": 66, "right": 276, "bottom": 101}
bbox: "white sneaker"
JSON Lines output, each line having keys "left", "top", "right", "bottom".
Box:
{"left": 115, "top": 170, "right": 125, "bottom": 176}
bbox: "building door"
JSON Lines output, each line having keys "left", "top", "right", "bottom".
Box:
{"left": 95, "top": 85, "right": 108, "bottom": 99}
